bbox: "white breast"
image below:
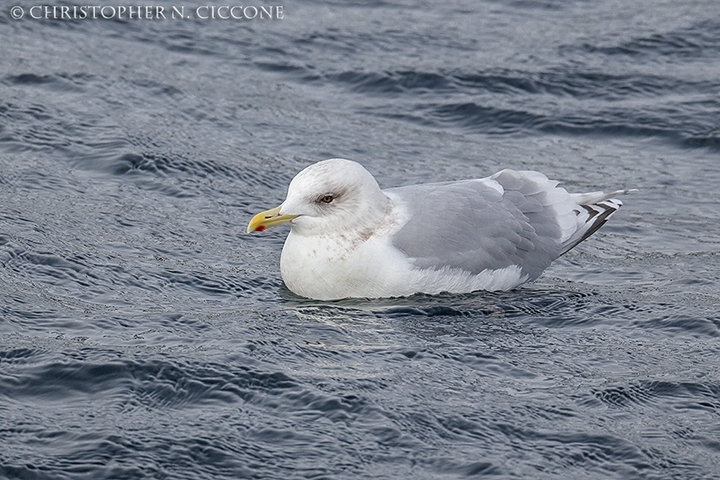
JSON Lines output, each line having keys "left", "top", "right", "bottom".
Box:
{"left": 280, "top": 230, "right": 414, "bottom": 300}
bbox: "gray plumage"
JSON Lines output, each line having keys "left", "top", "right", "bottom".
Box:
{"left": 389, "top": 169, "right": 626, "bottom": 282}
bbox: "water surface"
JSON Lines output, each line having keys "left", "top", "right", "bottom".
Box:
{"left": 2, "top": 1, "right": 720, "bottom": 478}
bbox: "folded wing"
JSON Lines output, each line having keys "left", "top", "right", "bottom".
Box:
{"left": 387, "top": 169, "right": 629, "bottom": 281}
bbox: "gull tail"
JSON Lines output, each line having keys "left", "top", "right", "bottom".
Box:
{"left": 560, "top": 189, "right": 636, "bottom": 256}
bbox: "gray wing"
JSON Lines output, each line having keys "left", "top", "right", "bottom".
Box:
{"left": 386, "top": 170, "right": 565, "bottom": 280}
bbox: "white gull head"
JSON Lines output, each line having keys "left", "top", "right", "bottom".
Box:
{"left": 278, "top": 159, "right": 392, "bottom": 237}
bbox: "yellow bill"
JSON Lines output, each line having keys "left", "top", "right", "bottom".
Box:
{"left": 247, "top": 205, "right": 298, "bottom": 233}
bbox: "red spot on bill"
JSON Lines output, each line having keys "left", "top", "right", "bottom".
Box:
{"left": 255, "top": 225, "right": 266, "bottom": 232}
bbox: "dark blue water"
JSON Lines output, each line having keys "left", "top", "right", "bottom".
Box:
{"left": 2, "top": 1, "right": 720, "bottom": 478}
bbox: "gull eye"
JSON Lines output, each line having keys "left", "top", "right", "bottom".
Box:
{"left": 319, "top": 194, "right": 334, "bottom": 204}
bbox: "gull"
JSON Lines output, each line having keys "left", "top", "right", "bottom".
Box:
{"left": 247, "top": 159, "right": 632, "bottom": 300}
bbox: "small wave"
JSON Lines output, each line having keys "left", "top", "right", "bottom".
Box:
{"left": 575, "top": 19, "right": 720, "bottom": 59}
{"left": 593, "top": 380, "right": 720, "bottom": 412}
{"left": 315, "top": 66, "right": 713, "bottom": 101}
{"left": 330, "top": 70, "right": 451, "bottom": 94}
{"left": 3, "top": 72, "right": 90, "bottom": 93}
{"left": 635, "top": 313, "right": 720, "bottom": 337}
{"left": 0, "top": 347, "right": 39, "bottom": 363}
{"left": 431, "top": 102, "right": 541, "bottom": 135}
{"left": 111, "top": 152, "right": 207, "bottom": 178}
{"left": 378, "top": 305, "right": 469, "bottom": 318}
{"left": 0, "top": 357, "right": 298, "bottom": 409}
{"left": 129, "top": 78, "right": 184, "bottom": 99}
{"left": 412, "top": 99, "right": 720, "bottom": 150}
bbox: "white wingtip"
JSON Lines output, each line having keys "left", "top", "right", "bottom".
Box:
{"left": 570, "top": 188, "right": 636, "bottom": 206}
